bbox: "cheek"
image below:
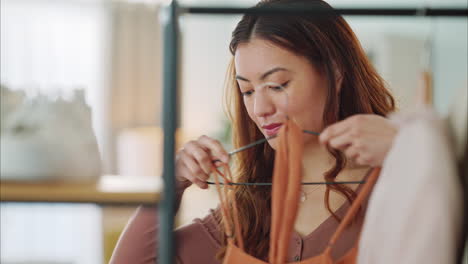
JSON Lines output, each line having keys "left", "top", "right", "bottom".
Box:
{"left": 288, "top": 93, "right": 326, "bottom": 130}
{"left": 272, "top": 95, "right": 289, "bottom": 114}
{"left": 243, "top": 99, "right": 258, "bottom": 124}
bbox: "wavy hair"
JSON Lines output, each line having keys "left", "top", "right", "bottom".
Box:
{"left": 218, "top": 0, "right": 396, "bottom": 260}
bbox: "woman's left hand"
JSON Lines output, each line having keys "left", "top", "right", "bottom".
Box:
{"left": 319, "top": 114, "right": 398, "bottom": 167}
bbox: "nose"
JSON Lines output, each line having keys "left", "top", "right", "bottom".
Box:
{"left": 253, "top": 92, "right": 276, "bottom": 119}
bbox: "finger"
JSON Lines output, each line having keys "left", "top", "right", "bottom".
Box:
{"left": 176, "top": 164, "right": 194, "bottom": 185}
{"left": 193, "top": 177, "right": 209, "bottom": 189}
{"left": 179, "top": 162, "right": 209, "bottom": 189}
{"left": 179, "top": 149, "right": 202, "bottom": 176}
{"left": 179, "top": 149, "right": 210, "bottom": 182}
{"left": 198, "top": 135, "right": 229, "bottom": 163}
{"left": 212, "top": 160, "right": 225, "bottom": 168}
{"left": 344, "top": 145, "right": 360, "bottom": 160}
{"left": 328, "top": 131, "right": 353, "bottom": 150}
{"left": 319, "top": 119, "right": 353, "bottom": 144}
{"left": 320, "top": 115, "right": 370, "bottom": 144}
{"left": 356, "top": 155, "right": 372, "bottom": 166}
{"left": 184, "top": 141, "right": 213, "bottom": 174}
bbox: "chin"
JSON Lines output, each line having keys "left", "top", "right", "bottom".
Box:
{"left": 266, "top": 136, "right": 278, "bottom": 150}
{"left": 265, "top": 132, "right": 317, "bottom": 150}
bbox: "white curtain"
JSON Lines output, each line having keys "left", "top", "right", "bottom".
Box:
{"left": 1, "top": 2, "right": 107, "bottom": 263}
{"left": 104, "top": 1, "right": 163, "bottom": 173}
{"left": 0, "top": 1, "right": 163, "bottom": 263}
{"left": 0, "top": 0, "right": 111, "bottom": 172}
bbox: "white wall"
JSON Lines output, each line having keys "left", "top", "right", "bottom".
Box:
{"left": 177, "top": 0, "right": 467, "bottom": 123}
{"left": 179, "top": 15, "right": 241, "bottom": 140}
{"left": 432, "top": 19, "right": 468, "bottom": 114}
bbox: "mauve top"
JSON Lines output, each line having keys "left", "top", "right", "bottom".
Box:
{"left": 110, "top": 181, "right": 369, "bottom": 264}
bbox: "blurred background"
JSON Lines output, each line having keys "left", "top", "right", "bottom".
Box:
{"left": 1, "top": 0, "right": 466, "bottom": 263}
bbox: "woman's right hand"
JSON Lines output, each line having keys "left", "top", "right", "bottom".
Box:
{"left": 176, "top": 135, "right": 230, "bottom": 189}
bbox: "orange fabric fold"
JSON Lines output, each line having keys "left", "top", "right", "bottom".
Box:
{"left": 212, "top": 119, "right": 380, "bottom": 264}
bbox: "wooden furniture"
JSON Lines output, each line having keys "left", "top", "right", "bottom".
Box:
{"left": 0, "top": 175, "right": 162, "bottom": 205}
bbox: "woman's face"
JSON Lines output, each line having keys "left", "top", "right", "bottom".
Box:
{"left": 234, "top": 38, "right": 330, "bottom": 149}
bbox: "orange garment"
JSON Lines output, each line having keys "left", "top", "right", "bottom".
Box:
{"left": 212, "top": 120, "right": 380, "bottom": 264}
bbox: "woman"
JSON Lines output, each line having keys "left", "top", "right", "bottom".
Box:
{"left": 110, "top": 0, "right": 398, "bottom": 263}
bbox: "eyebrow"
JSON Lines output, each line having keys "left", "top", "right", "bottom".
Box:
{"left": 236, "top": 67, "right": 290, "bottom": 82}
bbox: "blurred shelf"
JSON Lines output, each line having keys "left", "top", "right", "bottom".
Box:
{"left": 0, "top": 175, "right": 162, "bottom": 205}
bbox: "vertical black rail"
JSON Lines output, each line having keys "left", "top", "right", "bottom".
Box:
{"left": 159, "top": 1, "right": 179, "bottom": 263}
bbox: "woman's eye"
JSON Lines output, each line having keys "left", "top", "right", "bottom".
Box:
{"left": 270, "top": 86, "right": 283, "bottom": 91}
{"left": 269, "top": 81, "right": 290, "bottom": 91}
{"left": 242, "top": 90, "right": 254, "bottom": 97}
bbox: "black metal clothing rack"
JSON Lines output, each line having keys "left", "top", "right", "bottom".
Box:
{"left": 159, "top": 2, "right": 467, "bottom": 263}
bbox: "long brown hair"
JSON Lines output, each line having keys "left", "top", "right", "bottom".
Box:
{"left": 218, "top": 0, "right": 395, "bottom": 260}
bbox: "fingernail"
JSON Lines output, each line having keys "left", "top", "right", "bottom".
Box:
{"left": 319, "top": 132, "right": 327, "bottom": 143}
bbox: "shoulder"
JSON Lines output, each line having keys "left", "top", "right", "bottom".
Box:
{"left": 176, "top": 208, "right": 223, "bottom": 246}
{"left": 175, "top": 208, "right": 223, "bottom": 264}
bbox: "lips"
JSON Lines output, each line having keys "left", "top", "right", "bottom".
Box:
{"left": 262, "top": 123, "right": 282, "bottom": 136}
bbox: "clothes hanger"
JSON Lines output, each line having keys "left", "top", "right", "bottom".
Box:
{"left": 416, "top": 3, "right": 434, "bottom": 106}
{"left": 206, "top": 82, "right": 366, "bottom": 186}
